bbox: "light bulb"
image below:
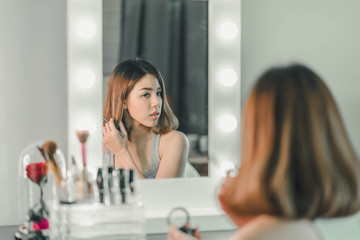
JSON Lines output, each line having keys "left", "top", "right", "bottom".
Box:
{"left": 218, "top": 114, "right": 237, "bottom": 133}
{"left": 217, "top": 68, "right": 237, "bottom": 87}
{"left": 218, "top": 22, "right": 238, "bottom": 40}
{"left": 219, "top": 161, "right": 236, "bottom": 178}
{"left": 77, "top": 116, "right": 96, "bottom": 133}
{"left": 76, "top": 69, "right": 96, "bottom": 88}
{"left": 77, "top": 20, "right": 96, "bottom": 39}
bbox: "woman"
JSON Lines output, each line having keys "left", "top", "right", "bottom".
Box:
{"left": 103, "top": 59, "right": 188, "bottom": 179}
{"left": 168, "top": 64, "right": 360, "bottom": 239}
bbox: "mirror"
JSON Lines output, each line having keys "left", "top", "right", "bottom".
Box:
{"left": 67, "top": 0, "right": 240, "bottom": 233}
{"left": 102, "top": 0, "right": 209, "bottom": 176}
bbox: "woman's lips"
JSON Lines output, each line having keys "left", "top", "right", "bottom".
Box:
{"left": 150, "top": 112, "right": 159, "bottom": 119}
{"left": 150, "top": 111, "right": 159, "bottom": 116}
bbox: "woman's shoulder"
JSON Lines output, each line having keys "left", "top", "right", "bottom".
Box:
{"left": 229, "top": 215, "right": 280, "bottom": 240}
{"left": 158, "top": 130, "right": 189, "bottom": 157}
{"left": 159, "top": 130, "right": 188, "bottom": 145}
{"left": 230, "top": 215, "right": 320, "bottom": 240}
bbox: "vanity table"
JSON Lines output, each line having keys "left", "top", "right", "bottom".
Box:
{"left": 0, "top": 226, "right": 234, "bottom": 240}
{"left": 4, "top": 178, "right": 235, "bottom": 239}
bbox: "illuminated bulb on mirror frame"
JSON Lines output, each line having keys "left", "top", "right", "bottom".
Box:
{"left": 218, "top": 114, "right": 237, "bottom": 133}
{"left": 77, "top": 116, "right": 96, "bottom": 133}
{"left": 218, "top": 21, "right": 238, "bottom": 40}
{"left": 217, "top": 68, "right": 237, "bottom": 87}
{"left": 219, "top": 161, "right": 236, "bottom": 178}
{"left": 77, "top": 20, "right": 96, "bottom": 39}
{"left": 76, "top": 69, "right": 96, "bottom": 88}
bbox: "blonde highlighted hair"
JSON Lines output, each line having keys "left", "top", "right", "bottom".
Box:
{"left": 220, "top": 64, "right": 360, "bottom": 219}
{"left": 103, "top": 59, "right": 178, "bottom": 134}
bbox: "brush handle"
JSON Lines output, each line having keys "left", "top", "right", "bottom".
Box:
{"left": 103, "top": 116, "right": 125, "bottom": 138}
{"left": 81, "top": 143, "right": 87, "bottom": 167}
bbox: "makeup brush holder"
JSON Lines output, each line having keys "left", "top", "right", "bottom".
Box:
{"left": 17, "top": 141, "right": 59, "bottom": 240}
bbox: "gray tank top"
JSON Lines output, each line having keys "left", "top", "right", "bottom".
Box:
{"left": 143, "top": 133, "right": 161, "bottom": 178}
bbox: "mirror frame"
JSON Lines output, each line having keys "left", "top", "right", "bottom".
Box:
{"left": 67, "top": 0, "right": 241, "bottom": 234}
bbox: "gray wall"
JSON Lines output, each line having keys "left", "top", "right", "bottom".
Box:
{"left": 241, "top": 0, "right": 360, "bottom": 156}
{"left": 0, "top": 0, "right": 67, "bottom": 225}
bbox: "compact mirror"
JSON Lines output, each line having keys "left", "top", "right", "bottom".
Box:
{"left": 167, "top": 207, "right": 195, "bottom": 235}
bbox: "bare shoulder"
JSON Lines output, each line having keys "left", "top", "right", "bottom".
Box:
{"left": 160, "top": 130, "right": 188, "bottom": 146}
{"left": 158, "top": 130, "right": 189, "bottom": 157}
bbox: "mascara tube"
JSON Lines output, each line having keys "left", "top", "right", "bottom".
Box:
{"left": 118, "top": 169, "right": 127, "bottom": 204}
{"left": 129, "top": 169, "right": 135, "bottom": 194}
{"left": 96, "top": 168, "right": 104, "bottom": 203}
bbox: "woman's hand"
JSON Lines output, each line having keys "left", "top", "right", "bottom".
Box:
{"left": 167, "top": 224, "right": 202, "bottom": 240}
{"left": 102, "top": 118, "right": 144, "bottom": 177}
{"left": 103, "top": 118, "right": 128, "bottom": 157}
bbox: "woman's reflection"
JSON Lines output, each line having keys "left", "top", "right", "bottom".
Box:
{"left": 103, "top": 59, "right": 199, "bottom": 179}
{"left": 103, "top": 0, "right": 209, "bottom": 176}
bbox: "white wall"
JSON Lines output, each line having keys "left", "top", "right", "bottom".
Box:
{"left": 0, "top": 0, "right": 67, "bottom": 225}
{"left": 241, "top": 0, "right": 360, "bottom": 156}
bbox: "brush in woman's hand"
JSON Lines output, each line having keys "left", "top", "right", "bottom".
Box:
{"left": 103, "top": 116, "right": 125, "bottom": 138}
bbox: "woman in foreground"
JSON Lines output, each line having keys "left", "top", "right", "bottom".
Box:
{"left": 168, "top": 64, "right": 360, "bottom": 239}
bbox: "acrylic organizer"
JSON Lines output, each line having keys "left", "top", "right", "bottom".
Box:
{"left": 50, "top": 149, "right": 145, "bottom": 240}
{"left": 18, "top": 141, "right": 145, "bottom": 240}
{"left": 52, "top": 203, "right": 145, "bottom": 240}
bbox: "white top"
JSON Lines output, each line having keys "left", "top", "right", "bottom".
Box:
{"left": 230, "top": 212, "right": 360, "bottom": 240}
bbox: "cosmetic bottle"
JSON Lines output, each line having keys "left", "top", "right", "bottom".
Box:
{"left": 69, "top": 156, "right": 80, "bottom": 181}
{"left": 118, "top": 168, "right": 129, "bottom": 204}
{"left": 96, "top": 166, "right": 115, "bottom": 204}
{"left": 101, "top": 148, "right": 112, "bottom": 205}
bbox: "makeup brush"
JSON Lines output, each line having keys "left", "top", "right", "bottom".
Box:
{"left": 76, "top": 130, "right": 93, "bottom": 199}
{"left": 103, "top": 116, "right": 125, "bottom": 138}
{"left": 44, "top": 140, "right": 63, "bottom": 188}
{"left": 37, "top": 144, "right": 60, "bottom": 186}
{"left": 76, "top": 130, "right": 89, "bottom": 167}
{"left": 37, "top": 145, "right": 49, "bottom": 162}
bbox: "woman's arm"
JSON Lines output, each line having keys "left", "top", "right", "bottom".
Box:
{"left": 155, "top": 130, "right": 189, "bottom": 178}
{"left": 102, "top": 118, "right": 145, "bottom": 179}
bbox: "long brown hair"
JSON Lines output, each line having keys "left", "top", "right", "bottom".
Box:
{"left": 103, "top": 59, "right": 178, "bottom": 134}
{"left": 219, "top": 64, "right": 360, "bottom": 220}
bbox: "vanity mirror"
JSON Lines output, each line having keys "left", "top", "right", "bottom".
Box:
{"left": 67, "top": 0, "right": 240, "bottom": 234}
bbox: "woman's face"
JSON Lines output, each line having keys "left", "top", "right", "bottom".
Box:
{"left": 126, "top": 74, "right": 162, "bottom": 128}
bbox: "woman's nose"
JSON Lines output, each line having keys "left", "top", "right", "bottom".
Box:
{"left": 151, "top": 94, "right": 159, "bottom": 107}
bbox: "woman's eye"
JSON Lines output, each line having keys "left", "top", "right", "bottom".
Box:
{"left": 157, "top": 91, "right": 162, "bottom": 96}
{"left": 143, "top": 93, "right": 150, "bottom": 97}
